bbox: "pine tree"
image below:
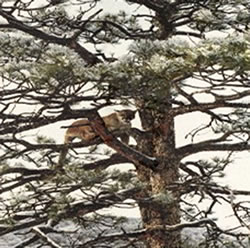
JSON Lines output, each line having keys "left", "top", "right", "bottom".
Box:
{"left": 1, "top": 1, "right": 250, "bottom": 247}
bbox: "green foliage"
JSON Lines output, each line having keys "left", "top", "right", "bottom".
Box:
{"left": 36, "top": 135, "right": 56, "bottom": 144}
{"left": 1, "top": 0, "right": 250, "bottom": 247}
{"left": 96, "top": 11, "right": 140, "bottom": 42}
{"left": 0, "top": 35, "right": 91, "bottom": 95}
{"left": 35, "top": 6, "right": 70, "bottom": 31}
{"left": 85, "top": 35, "right": 250, "bottom": 111}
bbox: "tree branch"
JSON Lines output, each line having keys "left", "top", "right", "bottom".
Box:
{"left": 87, "top": 110, "right": 159, "bottom": 170}
{"left": 79, "top": 218, "right": 218, "bottom": 247}
{"left": 177, "top": 141, "right": 250, "bottom": 158}
{"left": 32, "top": 227, "right": 62, "bottom": 248}
{"left": 13, "top": 235, "right": 39, "bottom": 248}
{"left": 82, "top": 153, "right": 130, "bottom": 170}
{"left": 0, "top": 218, "right": 47, "bottom": 236}
{"left": 173, "top": 101, "right": 250, "bottom": 116}
{"left": 0, "top": 166, "right": 52, "bottom": 177}
{"left": 0, "top": 107, "right": 96, "bottom": 136}
{"left": 62, "top": 187, "right": 141, "bottom": 218}
{"left": 0, "top": 9, "right": 101, "bottom": 65}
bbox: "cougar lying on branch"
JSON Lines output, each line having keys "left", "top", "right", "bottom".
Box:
{"left": 57, "top": 109, "right": 136, "bottom": 169}
{"left": 64, "top": 109, "right": 136, "bottom": 144}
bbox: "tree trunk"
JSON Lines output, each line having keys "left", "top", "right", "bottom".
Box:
{"left": 136, "top": 104, "right": 181, "bottom": 248}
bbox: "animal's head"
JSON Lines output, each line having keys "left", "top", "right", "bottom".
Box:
{"left": 117, "top": 109, "right": 136, "bottom": 122}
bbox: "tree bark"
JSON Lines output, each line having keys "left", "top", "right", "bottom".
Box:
{"left": 136, "top": 103, "right": 181, "bottom": 248}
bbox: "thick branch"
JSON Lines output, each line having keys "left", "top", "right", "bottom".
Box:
{"left": 82, "top": 153, "right": 130, "bottom": 170}
{"left": 62, "top": 187, "right": 141, "bottom": 218}
{"left": 0, "top": 175, "right": 44, "bottom": 194}
{"left": 0, "top": 218, "right": 47, "bottom": 236}
{"left": 0, "top": 108, "right": 95, "bottom": 135}
{"left": 173, "top": 87, "right": 250, "bottom": 117}
{"left": 80, "top": 218, "right": 218, "bottom": 247}
{"left": 0, "top": 137, "right": 102, "bottom": 158}
{"left": 95, "top": 218, "right": 217, "bottom": 241}
{"left": 173, "top": 101, "right": 250, "bottom": 116}
{"left": 0, "top": 167, "right": 52, "bottom": 177}
{"left": 88, "top": 111, "right": 159, "bottom": 170}
{"left": 0, "top": 9, "right": 101, "bottom": 65}
{"left": 177, "top": 141, "right": 250, "bottom": 158}
{"left": 211, "top": 89, "right": 250, "bottom": 102}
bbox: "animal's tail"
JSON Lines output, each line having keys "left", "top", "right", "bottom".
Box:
{"left": 56, "top": 145, "right": 69, "bottom": 171}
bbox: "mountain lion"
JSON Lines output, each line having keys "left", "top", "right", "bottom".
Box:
{"left": 64, "top": 109, "right": 136, "bottom": 144}
{"left": 57, "top": 109, "right": 136, "bottom": 169}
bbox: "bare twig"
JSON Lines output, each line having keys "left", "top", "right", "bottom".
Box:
{"left": 32, "top": 227, "right": 62, "bottom": 248}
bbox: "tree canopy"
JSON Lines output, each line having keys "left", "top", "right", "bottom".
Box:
{"left": 1, "top": 0, "right": 250, "bottom": 247}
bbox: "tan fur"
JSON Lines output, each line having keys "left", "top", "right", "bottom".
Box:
{"left": 64, "top": 110, "right": 135, "bottom": 144}
{"left": 57, "top": 110, "right": 136, "bottom": 169}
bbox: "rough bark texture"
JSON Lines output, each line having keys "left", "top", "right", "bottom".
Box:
{"left": 135, "top": 102, "right": 181, "bottom": 248}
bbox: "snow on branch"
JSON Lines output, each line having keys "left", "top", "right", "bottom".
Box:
{"left": 63, "top": 187, "right": 141, "bottom": 218}
{"left": 0, "top": 9, "right": 100, "bottom": 65}
{"left": 82, "top": 153, "right": 130, "bottom": 170}
{"left": 32, "top": 227, "right": 62, "bottom": 248}
{"left": 81, "top": 218, "right": 218, "bottom": 246}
